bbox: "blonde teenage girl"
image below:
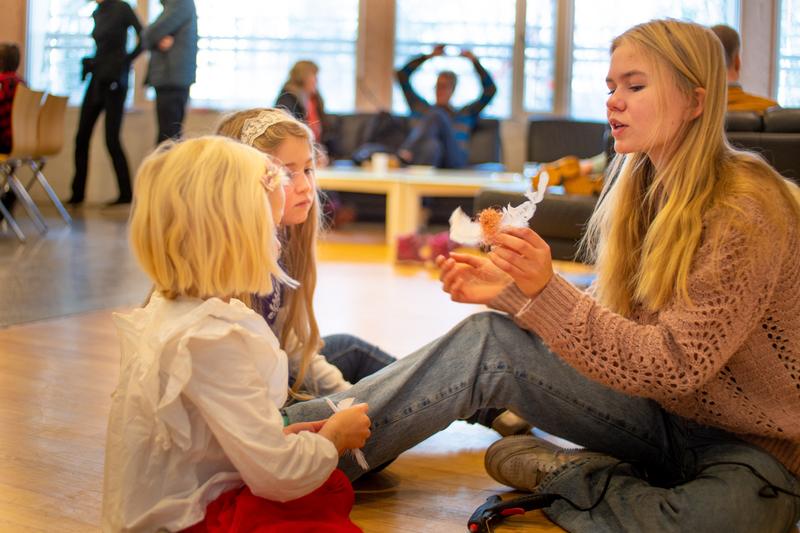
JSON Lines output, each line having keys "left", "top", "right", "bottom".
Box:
{"left": 283, "top": 19, "right": 800, "bottom": 532}
{"left": 102, "top": 136, "right": 369, "bottom": 532}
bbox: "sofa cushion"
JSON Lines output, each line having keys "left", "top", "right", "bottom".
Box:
{"left": 763, "top": 108, "right": 800, "bottom": 133}
{"left": 528, "top": 118, "right": 609, "bottom": 163}
{"left": 725, "top": 111, "right": 762, "bottom": 132}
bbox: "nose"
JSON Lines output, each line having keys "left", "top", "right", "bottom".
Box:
{"left": 290, "top": 171, "right": 312, "bottom": 194}
{"left": 606, "top": 91, "right": 624, "bottom": 112}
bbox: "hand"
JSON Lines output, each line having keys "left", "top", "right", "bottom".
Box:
{"left": 158, "top": 35, "right": 174, "bottom": 52}
{"left": 318, "top": 403, "right": 371, "bottom": 455}
{"left": 460, "top": 49, "right": 477, "bottom": 61}
{"left": 436, "top": 252, "right": 512, "bottom": 305}
{"left": 283, "top": 420, "right": 326, "bottom": 435}
{"left": 431, "top": 44, "right": 446, "bottom": 57}
{"left": 488, "top": 227, "right": 554, "bottom": 298}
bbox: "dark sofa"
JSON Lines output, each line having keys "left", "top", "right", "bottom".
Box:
{"left": 726, "top": 108, "right": 800, "bottom": 183}
{"left": 474, "top": 109, "right": 800, "bottom": 263}
{"left": 326, "top": 113, "right": 503, "bottom": 167}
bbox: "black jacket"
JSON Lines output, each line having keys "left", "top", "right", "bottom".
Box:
{"left": 89, "top": 0, "right": 142, "bottom": 85}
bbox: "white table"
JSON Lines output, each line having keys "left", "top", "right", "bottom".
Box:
{"left": 315, "top": 167, "right": 529, "bottom": 261}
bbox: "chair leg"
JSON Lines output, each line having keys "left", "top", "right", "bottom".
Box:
{"left": 0, "top": 195, "right": 26, "bottom": 242}
{"left": 5, "top": 171, "right": 48, "bottom": 234}
{"left": 28, "top": 160, "right": 72, "bottom": 225}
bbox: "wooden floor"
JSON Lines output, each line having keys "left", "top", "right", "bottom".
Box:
{"left": 0, "top": 232, "right": 578, "bottom": 532}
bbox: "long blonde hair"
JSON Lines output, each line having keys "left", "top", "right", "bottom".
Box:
{"left": 130, "top": 136, "right": 290, "bottom": 302}
{"left": 217, "top": 108, "right": 322, "bottom": 398}
{"left": 582, "top": 19, "right": 800, "bottom": 316}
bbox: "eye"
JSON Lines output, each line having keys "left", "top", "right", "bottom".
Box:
{"left": 304, "top": 167, "right": 314, "bottom": 177}
{"left": 607, "top": 88, "right": 616, "bottom": 96}
{"left": 630, "top": 85, "right": 644, "bottom": 92}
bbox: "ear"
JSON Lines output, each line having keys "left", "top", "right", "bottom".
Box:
{"left": 688, "top": 87, "right": 706, "bottom": 121}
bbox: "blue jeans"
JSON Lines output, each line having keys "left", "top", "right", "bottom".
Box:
{"left": 320, "top": 333, "right": 396, "bottom": 384}
{"left": 286, "top": 313, "right": 800, "bottom": 532}
{"left": 399, "top": 107, "right": 467, "bottom": 169}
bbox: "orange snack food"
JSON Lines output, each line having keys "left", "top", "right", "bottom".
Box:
{"left": 478, "top": 208, "right": 503, "bottom": 242}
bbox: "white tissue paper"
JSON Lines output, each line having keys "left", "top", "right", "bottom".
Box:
{"left": 325, "top": 397, "right": 370, "bottom": 470}
{"left": 449, "top": 171, "right": 550, "bottom": 245}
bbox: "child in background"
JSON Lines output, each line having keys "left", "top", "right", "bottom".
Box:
{"left": 0, "top": 43, "right": 23, "bottom": 218}
{"left": 102, "top": 136, "right": 370, "bottom": 532}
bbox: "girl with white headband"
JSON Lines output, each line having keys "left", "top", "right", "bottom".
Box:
{"left": 217, "top": 108, "right": 397, "bottom": 401}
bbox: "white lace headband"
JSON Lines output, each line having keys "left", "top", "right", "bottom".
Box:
{"left": 240, "top": 111, "right": 294, "bottom": 147}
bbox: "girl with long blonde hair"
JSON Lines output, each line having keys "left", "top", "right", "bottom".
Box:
{"left": 216, "top": 108, "right": 396, "bottom": 400}
{"left": 103, "top": 136, "right": 369, "bottom": 532}
{"left": 283, "top": 19, "right": 800, "bottom": 531}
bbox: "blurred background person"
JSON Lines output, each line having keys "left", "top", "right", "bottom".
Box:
{"left": 141, "top": 0, "right": 198, "bottom": 143}
{"left": 711, "top": 24, "right": 779, "bottom": 113}
{"left": 67, "top": 0, "right": 142, "bottom": 206}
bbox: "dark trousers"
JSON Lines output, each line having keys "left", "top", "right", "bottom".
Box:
{"left": 155, "top": 86, "right": 190, "bottom": 144}
{"left": 70, "top": 78, "right": 131, "bottom": 203}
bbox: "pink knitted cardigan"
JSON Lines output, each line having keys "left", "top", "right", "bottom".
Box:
{"left": 491, "top": 197, "right": 800, "bottom": 478}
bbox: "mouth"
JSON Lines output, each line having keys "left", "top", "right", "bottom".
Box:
{"left": 609, "top": 119, "right": 628, "bottom": 136}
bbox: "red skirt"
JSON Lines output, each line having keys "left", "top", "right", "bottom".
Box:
{"left": 181, "top": 469, "right": 362, "bottom": 533}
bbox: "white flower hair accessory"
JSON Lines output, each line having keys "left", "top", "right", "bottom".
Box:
{"left": 261, "top": 157, "right": 289, "bottom": 192}
{"left": 240, "top": 110, "right": 294, "bottom": 147}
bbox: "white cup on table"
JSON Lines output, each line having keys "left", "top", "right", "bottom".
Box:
{"left": 371, "top": 152, "right": 390, "bottom": 174}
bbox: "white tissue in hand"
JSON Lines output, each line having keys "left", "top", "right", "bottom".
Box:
{"left": 325, "top": 397, "right": 370, "bottom": 470}
{"left": 448, "top": 171, "right": 550, "bottom": 245}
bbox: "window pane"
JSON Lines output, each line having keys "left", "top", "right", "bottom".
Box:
{"left": 394, "top": 0, "right": 515, "bottom": 118}
{"left": 777, "top": 0, "right": 800, "bottom": 106}
{"left": 27, "top": 0, "right": 139, "bottom": 105}
{"left": 524, "top": 0, "right": 557, "bottom": 112}
{"left": 571, "top": 0, "right": 739, "bottom": 120}
{"left": 158, "top": 0, "right": 358, "bottom": 112}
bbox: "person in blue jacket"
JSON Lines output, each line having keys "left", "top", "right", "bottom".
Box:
{"left": 396, "top": 44, "right": 496, "bottom": 169}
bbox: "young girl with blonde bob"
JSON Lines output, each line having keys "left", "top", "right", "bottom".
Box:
{"left": 283, "top": 19, "right": 800, "bottom": 531}
{"left": 102, "top": 136, "right": 369, "bottom": 533}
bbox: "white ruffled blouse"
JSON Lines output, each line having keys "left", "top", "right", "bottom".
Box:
{"left": 102, "top": 294, "right": 338, "bottom": 533}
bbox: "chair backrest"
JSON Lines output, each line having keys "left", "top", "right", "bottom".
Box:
{"left": 9, "top": 85, "right": 44, "bottom": 158}
{"left": 34, "top": 93, "right": 68, "bottom": 157}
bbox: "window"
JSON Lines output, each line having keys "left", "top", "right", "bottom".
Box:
{"left": 26, "top": 0, "right": 138, "bottom": 105}
{"left": 570, "top": 0, "right": 739, "bottom": 120}
{"left": 393, "top": 0, "right": 516, "bottom": 118}
{"left": 159, "top": 0, "right": 359, "bottom": 112}
{"left": 524, "top": 0, "right": 557, "bottom": 112}
{"left": 777, "top": 0, "right": 800, "bottom": 106}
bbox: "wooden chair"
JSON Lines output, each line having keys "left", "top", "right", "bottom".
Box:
{"left": 26, "top": 93, "right": 71, "bottom": 225}
{"left": 0, "top": 85, "right": 48, "bottom": 240}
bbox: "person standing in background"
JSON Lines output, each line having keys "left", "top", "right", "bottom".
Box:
{"left": 141, "top": 0, "right": 198, "bottom": 144}
{"left": 67, "top": 0, "right": 142, "bottom": 206}
{"left": 710, "top": 24, "right": 779, "bottom": 113}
